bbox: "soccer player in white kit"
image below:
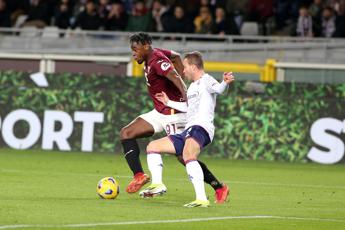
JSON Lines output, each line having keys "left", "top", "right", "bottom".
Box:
{"left": 140, "top": 51, "right": 235, "bottom": 207}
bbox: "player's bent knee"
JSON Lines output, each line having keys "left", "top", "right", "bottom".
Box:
{"left": 183, "top": 152, "right": 197, "bottom": 163}
{"left": 119, "top": 127, "right": 134, "bottom": 140}
{"left": 183, "top": 156, "right": 197, "bottom": 164}
{"left": 146, "top": 141, "right": 161, "bottom": 154}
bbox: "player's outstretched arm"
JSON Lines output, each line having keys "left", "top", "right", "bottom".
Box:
{"left": 156, "top": 92, "right": 187, "bottom": 112}
{"left": 165, "top": 70, "right": 187, "bottom": 100}
{"left": 207, "top": 72, "right": 235, "bottom": 95}
{"left": 169, "top": 51, "right": 185, "bottom": 79}
{"left": 223, "top": 72, "right": 235, "bottom": 84}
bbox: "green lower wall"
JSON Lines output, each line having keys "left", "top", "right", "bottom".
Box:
{"left": 0, "top": 71, "right": 344, "bottom": 162}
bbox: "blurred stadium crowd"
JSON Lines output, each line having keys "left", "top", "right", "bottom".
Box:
{"left": 0, "top": 0, "right": 344, "bottom": 37}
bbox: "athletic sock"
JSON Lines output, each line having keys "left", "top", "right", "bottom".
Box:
{"left": 198, "top": 160, "right": 223, "bottom": 190}
{"left": 121, "top": 139, "right": 143, "bottom": 176}
{"left": 186, "top": 160, "right": 208, "bottom": 201}
{"left": 147, "top": 152, "right": 163, "bottom": 184}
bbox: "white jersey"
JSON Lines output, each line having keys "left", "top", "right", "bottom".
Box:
{"left": 167, "top": 73, "right": 228, "bottom": 141}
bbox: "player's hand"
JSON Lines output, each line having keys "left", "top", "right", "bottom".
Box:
{"left": 155, "top": 91, "right": 170, "bottom": 105}
{"left": 223, "top": 72, "right": 235, "bottom": 84}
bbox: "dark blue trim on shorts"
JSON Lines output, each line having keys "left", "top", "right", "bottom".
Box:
{"left": 168, "top": 125, "right": 211, "bottom": 156}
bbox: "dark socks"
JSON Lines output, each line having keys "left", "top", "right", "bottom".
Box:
{"left": 121, "top": 139, "right": 143, "bottom": 176}
{"left": 198, "top": 160, "right": 223, "bottom": 190}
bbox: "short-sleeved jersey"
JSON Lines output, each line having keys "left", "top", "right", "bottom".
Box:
{"left": 185, "top": 74, "right": 227, "bottom": 141}
{"left": 144, "top": 48, "right": 185, "bottom": 115}
{"left": 166, "top": 73, "right": 228, "bottom": 141}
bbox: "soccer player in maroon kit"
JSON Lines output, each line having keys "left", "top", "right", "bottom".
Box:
{"left": 120, "top": 33, "right": 229, "bottom": 203}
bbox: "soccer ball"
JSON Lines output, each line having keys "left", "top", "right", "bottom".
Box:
{"left": 97, "top": 177, "right": 119, "bottom": 199}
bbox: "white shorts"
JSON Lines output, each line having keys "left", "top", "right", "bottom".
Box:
{"left": 139, "top": 109, "right": 187, "bottom": 135}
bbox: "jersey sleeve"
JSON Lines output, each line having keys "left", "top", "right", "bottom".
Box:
{"left": 155, "top": 48, "right": 172, "bottom": 58}
{"left": 204, "top": 75, "right": 228, "bottom": 95}
{"left": 151, "top": 57, "right": 175, "bottom": 77}
{"left": 167, "top": 100, "right": 187, "bottom": 112}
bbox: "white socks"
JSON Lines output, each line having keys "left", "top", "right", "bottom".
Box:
{"left": 186, "top": 161, "right": 207, "bottom": 201}
{"left": 147, "top": 154, "right": 208, "bottom": 201}
{"left": 147, "top": 153, "right": 163, "bottom": 184}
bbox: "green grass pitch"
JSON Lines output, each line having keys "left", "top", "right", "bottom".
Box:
{"left": 0, "top": 149, "right": 345, "bottom": 230}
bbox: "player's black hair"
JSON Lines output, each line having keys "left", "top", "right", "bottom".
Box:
{"left": 129, "top": 32, "right": 152, "bottom": 45}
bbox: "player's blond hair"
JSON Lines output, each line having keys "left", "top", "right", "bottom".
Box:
{"left": 184, "top": 51, "right": 204, "bottom": 70}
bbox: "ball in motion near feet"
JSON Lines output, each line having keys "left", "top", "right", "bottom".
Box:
{"left": 97, "top": 177, "right": 119, "bottom": 199}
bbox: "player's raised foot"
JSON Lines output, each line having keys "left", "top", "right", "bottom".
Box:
{"left": 139, "top": 183, "right": 167, "bottom": 198}
{"left": 215, "top": 183, "right": 230, "bottom": 204}
{"left": 126, "top": 173, "right": 150, "bottom": 193}
{"left": 183, "top": 199, "right": 210, "bottom": 208}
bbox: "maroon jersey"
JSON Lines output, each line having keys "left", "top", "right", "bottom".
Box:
{"left": 144, "top": 48, "right": 185, "bottom": 115}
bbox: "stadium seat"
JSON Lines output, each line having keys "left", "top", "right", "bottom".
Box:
{"left": 42, "top": 27, "right": 60, "bottom": 38}
{"left": 13, "top": 15, "right": 28, "bottom": 28}
{"left": 240, "top": 22, "right": 259, "bottom": 36}
{"left": 20, "top": 27, "right": 40, "bottom": 37}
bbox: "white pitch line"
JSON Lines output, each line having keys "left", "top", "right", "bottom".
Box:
{"left": 2, "top": 169, "right": 345, "bottom": 190}
{"left": 1, "top": 215, "right": 345, "bottom": 229}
